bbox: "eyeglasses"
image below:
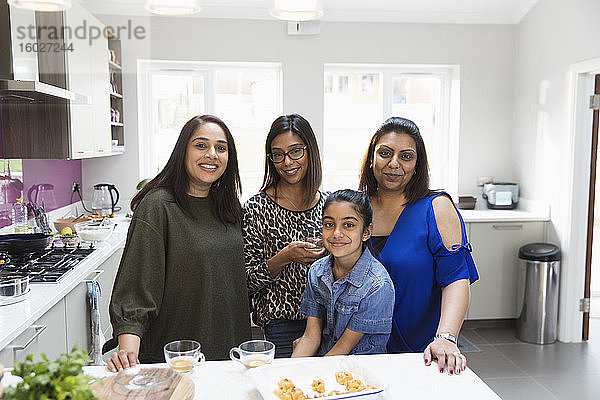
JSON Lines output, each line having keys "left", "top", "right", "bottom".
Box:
{"left": 268, "top": 146, "right": 307, "bottom": 163}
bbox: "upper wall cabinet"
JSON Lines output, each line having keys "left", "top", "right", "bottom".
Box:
{"left": 65, "top": 3, "right": 111, "bottom": 158}
{"left": 0, "top": 3, "right": 113, "bottom": 159}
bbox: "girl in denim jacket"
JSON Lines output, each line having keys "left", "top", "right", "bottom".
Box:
{"left": 292, "top": 189, "right": 395, "bottom": 356}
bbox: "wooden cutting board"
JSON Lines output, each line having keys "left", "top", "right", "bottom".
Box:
{"left": 91, "top": 369, "right": 194, "bottom": 400}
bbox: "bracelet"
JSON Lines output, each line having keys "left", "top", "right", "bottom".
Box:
{"left": 435, "top": 333, "right": 457, "bottom": 345}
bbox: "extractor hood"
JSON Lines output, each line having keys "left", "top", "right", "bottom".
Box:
{"left": 0, "top": 79, "right": 89, "bottom": 103}
{"left": 0, "top": 3, "right": 90, "bottom": 104}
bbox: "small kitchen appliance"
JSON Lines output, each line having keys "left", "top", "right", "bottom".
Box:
{"left": 27, "top": 183, "right": 57, "bottom": 210}
{"left": 482, "top": 182, "right": 519, "bottom": 209}
{"left": 91, "top": 184, "right": 120, "bottom": 215}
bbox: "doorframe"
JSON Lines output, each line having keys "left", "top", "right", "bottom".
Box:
{"left": 562, "top": 58, "right": 600, "bottom": 342}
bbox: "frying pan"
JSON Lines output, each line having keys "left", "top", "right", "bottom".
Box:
{"left": 0, "top": 233, "right": 53, "bottom": 254}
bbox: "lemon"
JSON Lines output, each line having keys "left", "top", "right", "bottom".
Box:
{"left": 60, "top": 227, "right": 73, "bottom": 236}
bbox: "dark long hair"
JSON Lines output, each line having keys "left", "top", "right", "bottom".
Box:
{"left": 131, "top": 115, "right": 242, "bottom": 225}
{"left": 260, "top": 114, "right": 322, "bottom": 208}
{"left": 359, "top": 117, "right": 437, "bottom": 205}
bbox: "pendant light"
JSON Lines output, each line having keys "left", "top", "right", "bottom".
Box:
{"left": 270, "top": 0, "right": 323, "bottom": 21}
{"left": 145, "top": 0, "right": 201, "bottom": 16}
{"left": 7, "top": 0, "right": 71, "bottom": 12}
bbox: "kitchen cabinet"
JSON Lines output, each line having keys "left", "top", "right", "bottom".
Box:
{"left": 64, "top": 3, "right": 109, "bottom": 157}
{"left": 65, "top": 270, "right": 99, "bottom": 352}
{"left": 467, "top": 221, "right": 547, "bottom": 319}
{"left": 0, "top": 4, "right": 112, "bottom": 159}
{"left": 64, "top": 248, "right": 123, "bottom": 354}
{"left": 63, "top": 2, "right": 111, "bottom": 158}
{"left": 97, "top": 248, "right": 123, "bottom": 340}
{"left": 108, "top": 32, "right": 125, "bottom": 152}
{"left": 0, "top": 299, "right": 67, "bottom": 367}
{"left": 0, "top": 248, "right": 123, "bottom": 367}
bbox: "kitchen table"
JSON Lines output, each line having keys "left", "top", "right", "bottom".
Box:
{"left": 84, "top": 353, "right": 501, "bottom": 399}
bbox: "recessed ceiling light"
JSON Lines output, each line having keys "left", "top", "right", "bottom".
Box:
{"left": 145, "top": 0, "right": 202, "bottom": 16}
{"left": 270, "top": 0, "right": 323, "bottom": 21}
{"left": 7, "top": 0, "right": 71, "bottom": 12}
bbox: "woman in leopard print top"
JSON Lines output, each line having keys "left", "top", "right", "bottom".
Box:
{"left": 243, "top": 114, "right": 327, "bottom": 358}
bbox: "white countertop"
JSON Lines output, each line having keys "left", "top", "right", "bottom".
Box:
{"left": 460, "top": 208, "right": 550, "bottom": 222}
{"left": 0, "top": 217, "right": 129, "bottom": 350}
{"left": 459, "top": 198, "right": 550, "bottom": 222}
{"left": 81, "top": 354, "right": 501, "bottom": 399}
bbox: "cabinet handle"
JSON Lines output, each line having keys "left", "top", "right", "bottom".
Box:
{"left": 10, "top": 325, "right": 47, "bottom": 351}
{"left": 84, "top": 269, "right": 104, "bottom": 283}
{"left": 492, "top": 224, "right": 523, "bottom": 230}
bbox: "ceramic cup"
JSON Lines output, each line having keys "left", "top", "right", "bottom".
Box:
{"left": 164, "top": 340, "right": 205, "bottom": 373}
{"left": 229, "top": 340, "right": 275, "bottom": 368}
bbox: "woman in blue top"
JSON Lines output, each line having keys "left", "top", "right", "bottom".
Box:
{"left": 359, "top": 117, "right": 479, "bottom": 375}
{"left": 293, "top": 189, "right": 395, "bottom": 357}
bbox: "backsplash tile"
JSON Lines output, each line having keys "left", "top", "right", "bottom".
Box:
{"left": 0, "top": 159, "right": 82, "bottom": 228}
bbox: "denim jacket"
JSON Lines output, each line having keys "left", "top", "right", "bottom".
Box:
{"left": 299, "top": 248, "right": 395, "bottom": 355}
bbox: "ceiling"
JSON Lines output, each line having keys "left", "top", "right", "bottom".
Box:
{"left": 79, "top": 0, "right": 540, "bottom": 24}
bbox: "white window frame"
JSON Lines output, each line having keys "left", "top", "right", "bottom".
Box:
{"left": 137, "top": 59, "right": 283, "bottom": 181}
{"left": 323, "top": 63, "right": 460, "bottom": 199}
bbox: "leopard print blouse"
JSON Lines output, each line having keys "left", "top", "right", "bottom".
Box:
{"left": 242, "top": 191, "right": 328, "bottom": 327}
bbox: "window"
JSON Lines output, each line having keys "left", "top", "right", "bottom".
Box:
{"left": 138, "top": 61, "right": 282, "bottom": 201}
{"left": 323, "top": 64, "right": 459, "bottom": 198}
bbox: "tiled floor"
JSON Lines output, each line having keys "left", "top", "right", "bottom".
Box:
{"left": 465, "top": 318, "right": 600, "bottom": 399}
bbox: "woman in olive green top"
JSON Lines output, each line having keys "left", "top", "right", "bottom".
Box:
{"left": 105, "top": 115, "right": 251, "bottom": 371}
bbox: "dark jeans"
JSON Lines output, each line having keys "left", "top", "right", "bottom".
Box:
{"left": 263, "top": 319, "right": 306, "bottom": 358}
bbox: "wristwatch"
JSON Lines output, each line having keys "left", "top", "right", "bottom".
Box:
{"left": 435, "top": 333, "right": 457, "bottom": 345}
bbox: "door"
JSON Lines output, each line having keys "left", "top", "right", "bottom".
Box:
{"left": 584, "top": 74, "right": 600, "bottom": 340}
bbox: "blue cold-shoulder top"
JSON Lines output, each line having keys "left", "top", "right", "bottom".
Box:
{"left": 368, "top": 192, "right": 479, "bottom": 353}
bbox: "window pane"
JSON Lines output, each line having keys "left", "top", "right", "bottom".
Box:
{"left": 391, "top": 76, "right": 444, "bottom": 189}
{"left": 323, "top": 67, "right": 455, "bottom": 196}
{"left": 142, "top": 63, "right": 281, "bottom": 196}
{"left": 214, "top": 69, "right": 280, "bottom": 200}
{"left": 323, "top": 71, "right": 382, "bottom": 191}
{"left": 151, "top": 73, "right": 205, "bottom": 174}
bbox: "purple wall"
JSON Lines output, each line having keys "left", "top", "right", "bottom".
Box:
{"left": 0, "top": 102, "right": 83, "bottom": 227}
{"left": 0, "top": 159, "right": 82, "bottom": 228}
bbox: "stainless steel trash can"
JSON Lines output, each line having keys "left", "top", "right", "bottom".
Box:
{"left": 516, "top": 243, "right": 561, "bottom": 344}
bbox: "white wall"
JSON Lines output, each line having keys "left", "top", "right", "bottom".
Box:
{"left": 82, "top": 15, "right": 515, "bottom": 205}
{"left": 513, "top": 0, "right": 600, "bottom": 341}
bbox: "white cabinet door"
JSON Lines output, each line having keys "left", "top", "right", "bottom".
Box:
{"left": 98, "top": 249, "right": 123, "bottom": 340}
{"left": 64, "top": 2, "right": 94, "bottom": 158}
{"left": 63, "top": 249, "right": 123, "bottom": 355}
{"left": 468, "top": 222, "right": 546, "bottom": 319}
{"left": 34, "top": 298, "right": 68, "bottom": 361}
{"left": 88, "top": 14, "right": 111, "bottom": 155}
{"left": 0, "top": 299, "right": 68, "bottom": 367}
{"left": 65, "top": 277, "right": 94, "bottom": 353}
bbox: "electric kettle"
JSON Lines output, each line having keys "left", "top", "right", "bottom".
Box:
{"left": 27, "top": 183, "right": 57, "bottom": 210}
{"left": 91, "top": 184, "right": 120, "bottom": 215}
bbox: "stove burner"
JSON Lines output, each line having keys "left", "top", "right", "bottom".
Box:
{"left": 0, "top": 245, "right": 95, "bottom": 283}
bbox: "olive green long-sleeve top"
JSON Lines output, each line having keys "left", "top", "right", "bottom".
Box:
{"left": 106, "top": 189, "right": 251, "bottom": 361}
